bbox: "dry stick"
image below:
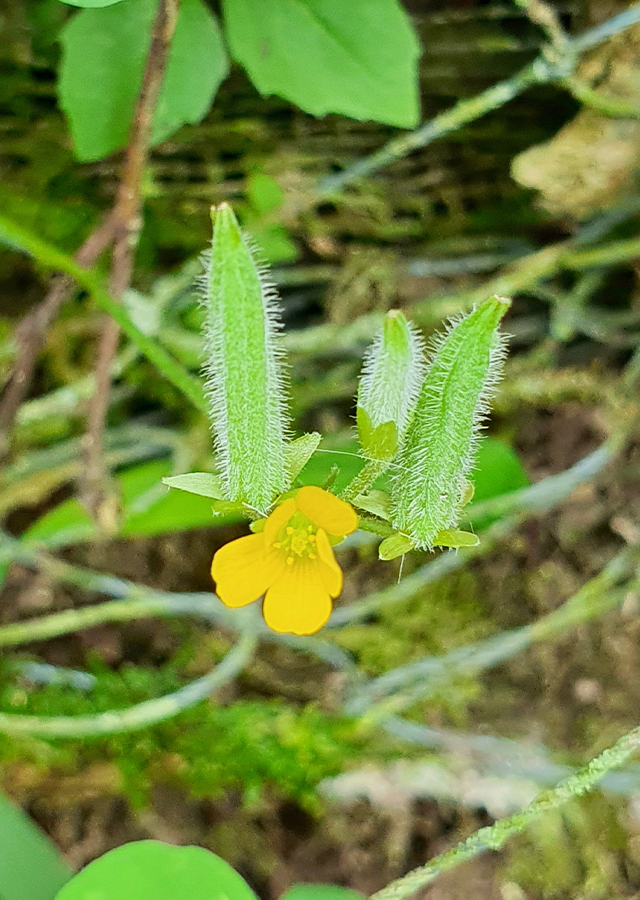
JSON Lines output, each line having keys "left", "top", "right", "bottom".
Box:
{"left": 83, "top": 0, "right": 179, "bottom": 525}
{"left": 0, "top": 213, "right": 116, "bottom": 448}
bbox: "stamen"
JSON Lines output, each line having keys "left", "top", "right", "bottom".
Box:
{"left": 287, "top": 556, "right": 294, "bottom": 565}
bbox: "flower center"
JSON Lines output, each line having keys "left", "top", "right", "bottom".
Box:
{"left": 271, "top": 512, "right": 318, "bottom": 565}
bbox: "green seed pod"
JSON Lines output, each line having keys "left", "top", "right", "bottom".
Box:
{"left": 391, "top": 297, "right": 510, "bottom": 549}
{"left": 357, "top": 310, "right": 426, "bottom": 462}
{"left": 201, "top": 203, "right": 289, "bottom": 512}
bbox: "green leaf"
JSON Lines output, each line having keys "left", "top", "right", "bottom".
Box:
{"left": 353, "top": 489, "right": 391, "bottom": 521}
{"left": 22, "top": 460, "right": 242, "bottom": 547}
{"left": 471, "top": 436, "right": 530, "bottom": 503}
{"left": 59, "top": 0, "right": 129, "bottom": 7}
{"left": 285, "top": 432, "right": 322, "bottom": 484}
{"left": 221, "top": 0, "right": 421, "bottom": 128}
{"left": 281, "top": 887, "right": 364, "bottom": 900}
{"left": 378, "top": 532, "right": 415, "bottom": 560}
{"left": 59, "top": 0, "right": 229, "bottom": 162}
{"left": 55, "top": 841, "right": 258, "bottom": 900}
{"left": 0, "top": 790, "right": 72, "bottom": 900}
{"left": 433, "top": 529, "right": 480, "bottom": 549}
{"left": 162, "top": 472, "right": 225, "bottom": 499}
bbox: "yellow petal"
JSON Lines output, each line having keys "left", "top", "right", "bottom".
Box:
{"left": 295, "top": 485, "right": 358, "bottom": 537}
{"left": 315, "top": 528, "right": 343, "bottom": 597}
{"left": 263, "top": 497, "right": 297, "bottom": 546}
{"left": 262, "top": 558, "right": 333, "bottom": 635}
{"left": 211, "top": 533, "right": 285, "bottom": 608}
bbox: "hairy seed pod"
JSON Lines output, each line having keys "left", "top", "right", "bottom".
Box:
{"left": 357, "top": 310, "right": 426, "bottom": 462}
{"left": 391, "top": 296, "right": 510, "bottom": 549}
{"left": 201, "top": 203, "right": 289, "bottom": 512}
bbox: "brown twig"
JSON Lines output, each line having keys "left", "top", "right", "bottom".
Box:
{"left": 82, "top": 0, "right": 180, "bottom": 527}
{"left": 0, "top": 213, "right": 116, "bottom": 449}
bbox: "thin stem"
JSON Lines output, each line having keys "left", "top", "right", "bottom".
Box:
{"left": 371, "top": 722, "right": 640, "bottom": 900}
{"left": 0, "top": 633, "right": 256, "bottom": 738}
{"left": 563, "top": 76, "right": 640, "bottom": 118}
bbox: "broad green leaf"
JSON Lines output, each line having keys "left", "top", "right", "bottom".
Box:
{"left": 59, "top": 0, "right": 229, "bottom": 162}
{"left": 22, "top": 459, "right": 242, "bottom": 547}
{"left": 221, "top": 0, "right": 421, "bottom": 128}
{"left": 163, "top": 472, "right": 225, "bottom": 499}
{"left": 471, "top": 436, "right": 529, "bottom": 502}
{"left": 0, "top": 790, "right": 71, "bottom": 900}
{"left": 55, "top": 841, "right": 258, "bottom": 900}
{"left": 281, "top": 887, "right": 363, "bottom": 900}
{"left": 59, "top": 0, "right": 129, "bottom": 7}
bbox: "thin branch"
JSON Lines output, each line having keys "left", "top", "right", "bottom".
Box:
{"left": 83, "top": 0, "right": 180, "bottom": 525}
{"left": 0, "top": 213, "right": 207, "bottom": 412}
{"left": 0, "top": 213, "right": 116, "bottom": 452}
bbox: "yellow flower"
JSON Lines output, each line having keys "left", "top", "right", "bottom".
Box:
{"left": 211, "top": 485, "right": 358, "bottom": 635}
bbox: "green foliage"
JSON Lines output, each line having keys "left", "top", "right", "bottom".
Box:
{"left": 22, "top": 459, "right": 241, "bottom": 547}
{"left": 162, "top": 472, "right": 226, "bottom": 499}
{"left": 0, "top": 790, "right": 71, "bottom": 900}
{"left": 471, "top": 436, "right": 530, "bottom": 503}
{"left": 281, "top": 888, "right": 364, "bottom": 900}
{"left": 55, "top": 841, "right": 258, "bottom": 900}
{"left": 243, "top": 172, "right": 298, "bottom": 263}
{"left": 0, "top": 659, "right": 376, "bottom": 810}
{"left": 221, "top": 0, "right": 421, "bottom": 128}
{"left": 59, "top": 0, "right": 228, "bottom": 161}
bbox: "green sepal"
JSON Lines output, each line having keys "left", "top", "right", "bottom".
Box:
{"left": 353, "top": 489, "right": 391, "bottom": 521}
{"left": 379, "top": 532, "right": 415, "bottom": 560}
{"left": 460, "top": 481, "right": 475, "bottom": 508}
{"left": 391, "top": 296, "right": 510, "bottom": 549}
{"left": 356, "top": 310, "right": 425, "bottom": 463}
{"left": 202, "top": 203, "right": 290, "bottom": 513}
{"left": 357, "top": 408, "right": 398, "bottom": 462}
{"left": 433, "top": 529, "right": 479, "bottom": 549}
{"left": 211, "top": 498, "right": 246, "bottom": 518}
{"left": 162, "top": 473, "right": 224, "bottom": 499}
{"left": 285, "top": 432, "right": 322, "bottom": 484}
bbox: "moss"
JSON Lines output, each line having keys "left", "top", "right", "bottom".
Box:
{"left": 0, "top": 658, "right": 395, "bottom": 811}
{"left": 332, "top": 567, "right": 492, "bottom": 722}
